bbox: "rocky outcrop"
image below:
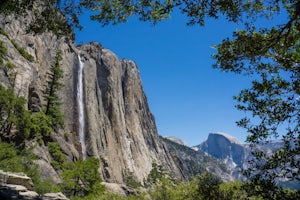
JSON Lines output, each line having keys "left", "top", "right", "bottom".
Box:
{"left": 0, "top": 171, "right": 68, "bottom": 200}
{"left": 0, "top": 171, "right": 34, "bottom": 191}
{"left": 0, "top": 11, "right": 182, "bottom": 185}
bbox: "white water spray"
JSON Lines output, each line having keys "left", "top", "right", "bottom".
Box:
{"left": 77, "top": 54, "right": 86, "bottom": 159}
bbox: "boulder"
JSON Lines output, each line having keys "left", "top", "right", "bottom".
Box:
{"left": 42, "top": 192, "right": 69, "bottom": 200}
{"left": 0, "top": 171, "right": 33, "bottom": 190}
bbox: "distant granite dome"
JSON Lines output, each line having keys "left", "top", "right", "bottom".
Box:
{"left": 195, "top": 132, "right": 246, "bottom": 168}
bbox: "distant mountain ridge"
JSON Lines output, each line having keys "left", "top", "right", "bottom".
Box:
{"left": 160, "top": 136, "right": 233, "bottom": 181}
{"left": 191, "top": 132, "right": 300, "bottom": 190}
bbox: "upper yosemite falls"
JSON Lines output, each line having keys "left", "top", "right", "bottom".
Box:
{"left": 0, "top": 12, "right": 182, "bottom": 184}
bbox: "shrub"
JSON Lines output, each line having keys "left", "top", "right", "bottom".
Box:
{"left": 0, "top": 40, "right": 7, "bottom": 63}
{"left": 61, "top": 157, "right": 105, "bottom": 197}
{"left": 0, "top": 142, "right": 25, "bottom": 172}
{"left": 48, "top": 142, "right": 66, "bottom": 170}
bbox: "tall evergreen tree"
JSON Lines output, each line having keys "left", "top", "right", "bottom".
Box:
{"left": 43, "top": 50, "right": 64, "bottom": 129}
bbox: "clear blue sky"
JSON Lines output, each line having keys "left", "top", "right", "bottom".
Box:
{"left": 75, "top": 12, "right": 253, "bottom": 146}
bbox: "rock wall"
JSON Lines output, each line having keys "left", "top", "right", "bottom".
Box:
{"left": 79, "top": 44, "right": 182, "bottom": 183}
{"left": 0, "top": 12, "right": 182, "bottom": 184}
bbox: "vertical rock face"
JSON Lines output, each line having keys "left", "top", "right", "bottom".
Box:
{"left": 0, "top": 14, "right": 182, "bottom": 184}
{"left": 79, "top": 44, "right": 181, "bottom": 183}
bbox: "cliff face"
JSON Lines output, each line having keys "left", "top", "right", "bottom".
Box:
{"left": 0, "top": 13, "right": 182, "bottom": 184}
{"left": 79, "top": 44, "right": 181, "bottom": 183}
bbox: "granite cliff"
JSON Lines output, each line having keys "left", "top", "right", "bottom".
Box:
{"left": 0, "top": 12, "right": 182, "bottom": 184}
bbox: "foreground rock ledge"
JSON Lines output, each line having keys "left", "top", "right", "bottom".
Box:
{"left": 0, "top": 170, "right": 68, "bottom": 200}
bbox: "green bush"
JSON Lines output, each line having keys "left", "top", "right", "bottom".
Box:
{"left": 0, "top": 142, "right": 25, "bottom": 172}
{"left": 0, "top": 142, "right": 59, "bottom": 194}
{"left": 0, "top": 40, "right": 7, "bottom": 63}
{"left": 61, "top": 157, "right": 105, "bottom": 197}
{"left": 29, "top": 111, "right": 53, "bottom": 142}
{"left": 48, "top": 142, "right": 66, "bottom": 170}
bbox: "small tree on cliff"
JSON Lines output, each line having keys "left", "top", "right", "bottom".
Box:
{"left": 43, "top": 50, "right": 64, "bottom": 129}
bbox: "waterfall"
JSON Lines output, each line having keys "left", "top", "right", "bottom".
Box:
{"left": 77, "top": 54, "right": 86, "bottom": 159}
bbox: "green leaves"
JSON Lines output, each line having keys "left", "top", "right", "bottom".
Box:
{"left": 212, "top": 0, "right": 300, "bottom": 194}
{"left": 0, "top": 142, "right": 25, "bottom": 172}
{"left": 61, "top": 157, "right": 105, "bottom": 197}
{"left": 0, "top": 40, "right": 7, "bottom": 64}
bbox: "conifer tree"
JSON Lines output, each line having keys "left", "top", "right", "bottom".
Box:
{"left": 43, "top": 50, "right": 64, "bottom": 129}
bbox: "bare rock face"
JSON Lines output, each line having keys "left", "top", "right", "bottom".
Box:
{"left": 79, "top": 44, "right": 182, "bottom": 183}
{"left": 0, "top": 12, "right": 182, "bottom": 184}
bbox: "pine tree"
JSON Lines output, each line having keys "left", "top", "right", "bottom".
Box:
{"left": 43, "top": 50, "right": 64, "bottom": 129}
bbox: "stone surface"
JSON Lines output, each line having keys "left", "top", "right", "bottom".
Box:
{"left": 0, "top": 171, "right": 70, "bottom": 200}
{"left": 42, "top": 192, "right": 69, "bottom": 200}
{"left": 0, "top": 171, "right": 33, "bottom": 191}
{"left": 102, "top": 182, "right": 127, "bottom": 196}
{"left": 79, "top": 45, "right": 182, "bottom": 183}
{"left": 19, "top": 191, "right": 39, "bottom": 200}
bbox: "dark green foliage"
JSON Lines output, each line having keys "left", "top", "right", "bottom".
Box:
{"left": 61, "top": 157, "right": 105, "bottom": 197}
{"left": 29, "top": 111, "right": 53, "bottom": 142}
{"left": 0, "top": 0, "right": 35, "bottom": 15}
{"left": 43, "top": 50, "right": 64, "bottom": 129}
{"left": 0, "top": 142, "right": 59, "bottom": 194}
{"left": 0, "top": 84, "right": 28, "bottom": 143}
{"left": 27, "top": 5, "right": 73, "bottom": 37}
{"left": 48, "top": 142, "right": 66, "bottom": 170}
{"left": 0, "top": 40, "right": 7, "bottom": 63}
{"left": 212, "top": 0, "right": 300, "bottom": 193}
{"left": 0, "top": 0, "right": 73, "bottom": 37}
{"left": 34, "top": 178, "right": 61, "bottom": 195}
{"left": 0, "top": 83, "right": 53, "bottom": 144}
{"left": 0, "top": 142, "right": 25, "bottom": 172}
{"left": 193, "top": 172, "right": 223, "bottom": 200}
